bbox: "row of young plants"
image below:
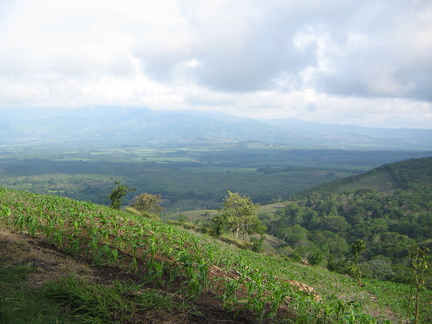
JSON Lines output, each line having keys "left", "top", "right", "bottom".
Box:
{"left": 0, "top": 186, "right": 421, "bottom": 323}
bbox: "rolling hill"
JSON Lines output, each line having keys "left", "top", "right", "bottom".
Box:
{"left": 297, "top": 156, "right": 432, "bottom": 195}
{"left": 257, "top": 157, "right": 432, "bottom": 297}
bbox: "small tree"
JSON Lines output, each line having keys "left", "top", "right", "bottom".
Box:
{"left": 250, "top": 234, "right": 265, "bottom": 253}
{"left": 214, "top": 191, "right": 261, "bottom": 240}
{"left": 349, "top": 239, "right": 366, "bottom": 285}
{"left": 109, "top": 182, "right": 135, "bottom": 210}
{"left": 130, "top": 193, "right": 164, "bottom": 213}
{"left": 308, "top": 250, "right": 324, "bottom": 266}
{"left": 210, "top": 213, "right": 227, "bottom": 237}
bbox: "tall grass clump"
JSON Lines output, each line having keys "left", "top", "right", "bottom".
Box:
{"left": 43, "top": 275, "right": 185, "bottom": 323}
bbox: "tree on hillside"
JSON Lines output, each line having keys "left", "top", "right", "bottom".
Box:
{"left": 350, "top": 239, "right": 366, "bottom": 285}
{"left": 212, "top": 191, "right": 263, "bottom": 239}
{"left": 109, "top": 182, "right": 135, "bottom": 210}
{"left": 129, "top": 193, "right": 164, "bottom": 213}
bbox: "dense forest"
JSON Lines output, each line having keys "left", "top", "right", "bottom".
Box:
{"left": 259, "top": 157, "right": 432, "bottom": 285}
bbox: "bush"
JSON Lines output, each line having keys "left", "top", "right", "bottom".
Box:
{"left": 360, "top": 259, "right": 396, "bottom": 281}
{"left": 327, "top": 257, "right": 349, "bottom": 274}
{"left": 308, "top": 251, "right": 324, "bottom": 266}
{"left": 250, "top": 235, "right": 265, "bottom": 253}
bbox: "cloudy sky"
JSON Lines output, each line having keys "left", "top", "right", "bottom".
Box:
{"left": 1, "top": 0, "right": 431, "bottom": 128}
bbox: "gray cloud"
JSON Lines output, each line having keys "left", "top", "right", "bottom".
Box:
{"left": 308, "top": 1, "right": 432, "bottom": 101}
{"left": 192, "top": 13, "right": 315, "bottom": 91}
{"left": 129, "top": 0, "right": 432, "bottom": 103}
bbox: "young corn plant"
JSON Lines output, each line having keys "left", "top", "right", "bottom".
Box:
{"left": 265, "top": 280, "right": 293, "bottom": 320}
{"left": 217, "top": 277, "right": 240, "bottom": 311}
{"left": 176, "top": 252, "right": 209, "bottom": 299}
{"left": 143, "top": 260, "right": 167, "bottom": 287}
{"left": 186, "top": 258, "right": 209, "bottom": 299}
{"left": 409, "top": 245, "right": 430, "bottom": 324}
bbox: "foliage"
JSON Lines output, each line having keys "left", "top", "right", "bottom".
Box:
{"left": 409, "top": 245, "right": 430, "bottom": 324}
{"left": 262, "top": 157, "right": 432, "bottom": 285}
{"left": 43, "top": 275, "right": 184, "bottom": 323}
{"left": 250, "top": 234, "right": 265, "bottom": 253}
{"left": 109, "top": 181, "right": 135, "bottom": 209}
{"left": 350, "top": 239, "right": 366, "bottom": 285}
{"left": 308, "top": 250, "right": 324, "bottom": 266}
{"left": 360, "top": 259, "right": 395, "bottom": 281}
{"left": 212, "top": 191, "right": 263, "bottom": 240}
{"left": 129, "top": 192, "right": 164, "bottom": 213}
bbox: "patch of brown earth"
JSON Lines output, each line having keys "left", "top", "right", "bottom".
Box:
{"left": 0, "top": 230, "right": 94, "bottom": 287}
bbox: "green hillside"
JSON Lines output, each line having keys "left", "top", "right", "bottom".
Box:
{"left": 1, "top": 186, "right": 431, "bottom": 323}
{"left": 258, "top": 158, "right": 432, "bottom": 295}
{"left": 299, "top": 157, "right": 432, "bottom": 195}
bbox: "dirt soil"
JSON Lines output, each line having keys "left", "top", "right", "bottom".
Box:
{"left": 0, "top": 229, "right": 293, "bottom": 323}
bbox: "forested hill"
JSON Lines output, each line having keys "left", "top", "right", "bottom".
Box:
{"left": 261, "top": 157, "right": 432, "bottom": 285}
{"left": 296, "top": 156, "right": 432, "bottom": 196}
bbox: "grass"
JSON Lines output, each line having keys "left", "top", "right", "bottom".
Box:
{"left": 43, "top": 275, "right": 190, "bottom": 323}
{"left": 0, "top": 262, "right": 71, "bottom": 323}
{"left": 338, "top": 171, "right": 399, "bottom": 192}
{"left": 363, "top": 279, "right": 432, "bottom": 323}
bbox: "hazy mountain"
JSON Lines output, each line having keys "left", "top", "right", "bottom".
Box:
{"left": 1, "top": 107, "right": 431, "bottom": 150}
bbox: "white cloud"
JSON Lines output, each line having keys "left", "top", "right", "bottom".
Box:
{"left": 0, "top": 0, "right": 431, "bottom": 128}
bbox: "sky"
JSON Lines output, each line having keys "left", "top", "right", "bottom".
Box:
{"left": 1, "top": 0, "right": 432, "bottom": 129}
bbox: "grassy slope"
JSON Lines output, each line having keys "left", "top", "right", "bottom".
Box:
{"left": 296, "top": 157, "right": 432, "bottom": 197}
{"left": 1, "top": 187, "right": 430, "bottom": 323}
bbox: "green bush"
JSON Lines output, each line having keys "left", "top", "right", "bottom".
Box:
{"left": 308, "top": 251, "right": 324, "bottom": 265}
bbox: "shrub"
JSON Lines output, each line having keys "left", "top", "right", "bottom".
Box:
{"left": 360, "top": 259, "right": 395, "bottom": 281}
{"left": 308, "top": 251, "right": 324, "bottom": 266}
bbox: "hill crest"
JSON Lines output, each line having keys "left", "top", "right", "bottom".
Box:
{"left": 1, "top": 107, "right": 432, "bottom": 150}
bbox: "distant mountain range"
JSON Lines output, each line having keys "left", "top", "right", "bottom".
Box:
{"left": 1, "top": 107, "right": 431, "bottom": 150}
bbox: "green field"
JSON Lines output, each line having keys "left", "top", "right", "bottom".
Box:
{"left": 1, "top": 144, "right": 430, "bottom": 212}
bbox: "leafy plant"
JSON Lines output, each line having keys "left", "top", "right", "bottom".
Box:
{"left": 409, "top": 245, "right": 430, "bottom": 324}
{"left": 129, "top": 192, "right": 164, "bottom": 213}
{"left": 43, "top": 275, "right": 182, "bottom": 323}
{"left": 109, "top": 181, "right": 135, "bottom": 210}
{"left": 212, "top": 191, "right": 263, "bottom": 240}
{"left": 350, "top": 239, "right": 366, "bottom": 285}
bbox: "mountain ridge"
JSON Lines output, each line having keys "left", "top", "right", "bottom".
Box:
{"left": 1, "top": 107, "right": 431, "bottom": 149}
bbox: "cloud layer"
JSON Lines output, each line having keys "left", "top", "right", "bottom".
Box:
{"left": 1, "top": 0, "right": 431, "bottom": 128}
